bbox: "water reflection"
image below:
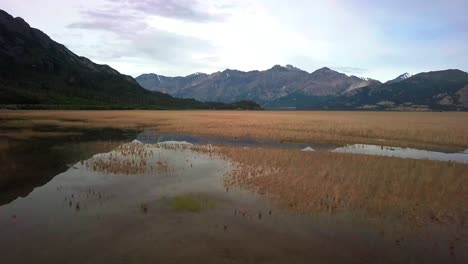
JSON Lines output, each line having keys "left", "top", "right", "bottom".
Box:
{"left": 333, "top": 144, "right": 468, "bottom": 164}
{"left": 136, "top": 130, "right": 333, "bottom": 149}
{"left": 1, "top": 132, "right": 467, "bottom": 263}
{"left": 138, "top": 130, "right": 468, "bottom": 163}
{"left": 2, "top": 128, "right": 466, "bottom": 207}
{"left": 0, "top": 127, "right": 137, "bottom": 205}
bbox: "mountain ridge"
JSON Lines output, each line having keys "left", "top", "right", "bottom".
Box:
{"left": 136, "top": 65, "right": 381, "bottom": 104}
{"left": 266, "top": 69, "right": 468, "bottom": 111}
{"left": 137, "top": 67, "right": 468, "bottom": 111}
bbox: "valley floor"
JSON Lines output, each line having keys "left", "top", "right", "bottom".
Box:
{"left": 1, "top": 110, "right": 468, "bottom": 151}
{"left": 1, "top": 110, "right": 467, "bottom": 263}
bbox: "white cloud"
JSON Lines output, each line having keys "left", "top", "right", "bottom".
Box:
{"left": 2, "top": 0, "right": 467, "bottom": 81}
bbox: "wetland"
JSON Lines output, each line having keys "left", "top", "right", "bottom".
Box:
{"left": 0, "top": 110, "right": 467, "bottom": 264}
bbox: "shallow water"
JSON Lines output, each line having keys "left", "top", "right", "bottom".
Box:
{"left": 0, "top": 127, "right": 138, "bottom": 205}
{"left": 138, "top": 130, "right": 468, "bottom": 163}
{"left": 1, "top": 128, "right": 467, "bottom": 263}
{"left": 136, "top": 130, "right": 325, "bottom": 149}
{"left": 333, "top": 144, "right": 468, "bottom": 164}
{"left": 1, "top": 138, "right": 466, "bottom": 263}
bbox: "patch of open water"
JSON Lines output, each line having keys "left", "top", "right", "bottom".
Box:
{"left": 138, "top": 130, "right": 468, "bottom": 163}
{"left": 1, "top": 130, "right": 467, "bottom": 263}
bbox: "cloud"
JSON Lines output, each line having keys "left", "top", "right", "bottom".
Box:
{"left": 67, "top": 4, "right": 147, "bottom": 36}
{"left": 116, "top": 0, "right": 227, "bottom": 22}
{"left": 66, "top": 1, "right": 234, "bottom": 42}
{"left": 59, "top": 0, "right": 467, "bottom": 80}
{"left": 66, "top": 0, "right": 222, "bottom": 76}
{"left": 77, "top": 0, "right": 226, "bottom": 24}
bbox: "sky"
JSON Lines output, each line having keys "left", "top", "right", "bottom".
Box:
{"left": 2, "top": 0, "right": 467, "bottom": 81}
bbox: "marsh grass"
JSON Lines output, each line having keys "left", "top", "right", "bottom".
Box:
{"left": 218, "top": 147, "right": 468, "bottom": 228}
{"left": 83, "top": 142, "right": 215, "bottom": 175}
{"left": 2, "top": 110, "right": 468, "bottom": 150}
{"left": 84, "top": 142, "right": 174, "bottom": 175}
{"left": 171, "top": 194, "right": 217, "bottom": 212}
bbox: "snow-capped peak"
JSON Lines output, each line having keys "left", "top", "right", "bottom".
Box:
{"left": 351, "top": 75, "right": 373, "bottom": 81}
{"left": 400, "top": 72, "right": 412, "bottom": 79}
{"left": 187, "top": 72, "right": 206, "bottom": 78}
{"left": 385, "top": 72, "right": 413, "bottom": 84}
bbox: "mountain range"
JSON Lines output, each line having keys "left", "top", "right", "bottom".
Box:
{"left": 0, "top": 9, "right": 259, "bottom": 110}
{"left": 1, "top": 9, "right": 466, "bottom": 111}
{"left": 137, "top": 65, "right": 381, "bottom": 103}
{"left": 137, "top": 67, "right": 468, "bottom": 111}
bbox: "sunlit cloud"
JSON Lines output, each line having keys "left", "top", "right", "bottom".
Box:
{"left": 2, "top": 0, "right": 467, "bottom": 81}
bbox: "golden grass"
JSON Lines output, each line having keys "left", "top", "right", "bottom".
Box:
{"left": 1, "top": 110, "right": 468, "bottom": 150}
{"left": 219, "top": 147, "right": 468, "bottom": 228}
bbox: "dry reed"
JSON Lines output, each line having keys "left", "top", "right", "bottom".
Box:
{"left": 2, "top": 110, "right": 468, "bottom": 150}
{"left": 218, "top": 146, "right": 468, "bottom": 228}
{"left": 83, "top": 142, "right": 216, "bottom": 175}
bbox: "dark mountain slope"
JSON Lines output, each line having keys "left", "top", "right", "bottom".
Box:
{"left": 0, "top": 9, "right": 260, "bottom": 109}
{"left": 353, "top": 69, "right": 468, "bottom": 110}
{"left": 385, "top": 72, "right": 412, "bottom": 84}
{"left": 267, "top": 70, "right": 468, "bottom": 111}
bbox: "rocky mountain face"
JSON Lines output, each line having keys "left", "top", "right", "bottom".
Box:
{"left": 137, "top": 66, "right": 468, "bottom": 111}
{"left": 0, "top": 9, "right": 263, "bottom": 110}
{"left": 301, "top": 67, "right": 381, "bottom": 96}
{"left": 137, "top": 65, "right": 380, "bottom": 104}
{"left": 385, "top": 72, "right": 412, "bottom": 84}
{"left": 267, "top": 70, "right": 468, "bottom": 111}
{"left": 360, "top": 69, "right": 468, "bottom": 111}
{"left": 136, "top": 72, "right": 209, "bottom": 95}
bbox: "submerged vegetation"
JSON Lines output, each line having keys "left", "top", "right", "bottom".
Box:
{"left": 77, "top": 138, "right": 468, "bottom": 229}
{"left": 171, "top": 194, "right": 218, "bottom": 212}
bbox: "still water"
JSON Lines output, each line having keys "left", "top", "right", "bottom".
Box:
{"left": 0, "top": 128, "right": 466, "bottom": 264}
{"left": 138, "top": 130, "right": 468, "bottom": 163}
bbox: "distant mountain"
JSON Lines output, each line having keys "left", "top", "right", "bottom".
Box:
{"left": 137, "top": 67, "right": 468, "bottom": 111}
{"left": 385, "top": 72, "right": 412, "bottom": 84}
{"left": 356, "top": 69, "right": 468, "bottom": 111}
{"left": 267, "top": 70, "right": 468, "bottom": 111}
{"left": 136, "top": 72, "right": 209, "bottom": 95}
{"left": 136, "top": 65, "right": 379, "bottom": 104}
{"left": 0, "top": 9, "right": 260, "bottom": 110}
{"left": 301, "top": 67, "right": 381, "bottom": 96}
{"left": 5, "top": 8, "right": 462, "bottom": 111}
